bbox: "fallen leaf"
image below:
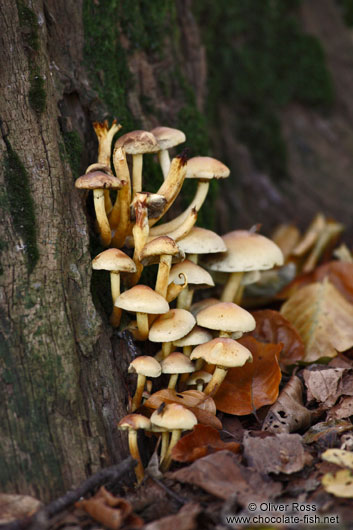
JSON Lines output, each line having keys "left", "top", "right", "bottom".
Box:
{"left": 144, "top": 389, "right": 222, "bottom": 429}
{"left": 170, "top": 450, "right": 282, "bottom": 505}
{"left": 322, "top": 469, "right": 353, "bottom": 498}
{"left": 144, "top": 503, "right": 201, "bottom": 530}
{"left": 303, "top": 368, "right": 345, "bottom": 408}
{"left": 280, "top": 279, "right": 353, "bottom": 362}
{"left": 213, "top": 337, "right": 282, "bottom": 415}
{"left": 0, "top": 494, "right": 42, "bottom": 524}
{"left": 75, "top": 486, "right": 143, "bottom": 529}
{"left": 279, "top": 262, "right": 353, "bottom": 305}
{"left": 250, "top": 310, "right": 305, "bottom": 367}
{"left": 328, "top": 396, "right": 353, "bottom": 420}
{"left": 172, "top": 424, "right": 241, "bottom": 463}
{"left": 322, "top": 449, "right": 353, "bottom": 470}
{"left": 263, "top": 376, "right": 312, "bottom": 433}
{"left": 303, "top": 419, "right": 353, "bottom": 445}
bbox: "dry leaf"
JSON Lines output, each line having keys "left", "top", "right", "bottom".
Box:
{"left": 303, "top": 368, "right": 345, "bottom": 408}
{"left": 170, "top": 450, "right": 282, "bottom": 505}
{"left": 144, "top": 389, "right": 222, "bottom": 429}
{"left": 0, "top": 494, "right": 42, "bottom": 524}
{"left": 328, "top": 396, "right": 353, "bottom": 420}
{"left": 144, "top": 503, "right": 201, "bottom": 530}
{"left": 243, "top": 432, "right": 309, "bottom": 474}
{"left": 213, "top": 337, "right": 282, "bottom": 415}
{"left": 172, "top": 424, "right": 240, "bottom": 463}
{"left": 280, "top": 279, "right": 353, "bottom": 362}
{"left": 263, "top": 376, "right": 312, "bottom": 433}
{"left": 75, "top": 486, "right": 143, "bottom": 529}
{"left": 250, "top": 309, "right": 305, "bottom": 367}
{"left": 303, "top": 419, "right": 353, "bottom": 444}
{"left": 322, "top": 469, "right": 353, "bottom": 498}
{"left": 321, "top": 449, "right": 353, "bottom": 470}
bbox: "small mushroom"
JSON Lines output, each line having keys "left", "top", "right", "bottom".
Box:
{"left": 75, "top": 171, "right": 123, "bottom": 246}
{"left": 160, "top": 352, "right": 195, "bottom": 389}
{"left": 128, "top": 356, "right": 161, "bottom": 411}
{"left": 177, "top": 226, "right": 227, "bottom": 264}
{"left": 151, "top": 126, "right": 186, "bottom": 179}
{"left": 110, "top": 146, "right": 131, "bottom": 247}
{"left": 173, "top": 325, "right": 213, "bottom": 357}
{"left": 186, "top": 370, "right": 212, "bottom": 391}
{"left": 190, "top": 337, "right": 253, "bottom": 395}
{"left": 115, "top": 285, "right": 169, "bottom": 340}
{"left": 196, "top": 302, "right": 255, "bottom": 339}
{"left": 92, "top": 248, "right": 136, "bottom": 327}
{"left": 149, "top": 309, "right": 196, "bottom": 358}
{"left": 150, "top": 403, "right": 197, "bottom": 471}
{"left": 168, "top": 259, "right": 214, "bottom": 310}
{"left": 118, "top": 414, "right": 151, "bottom": 483}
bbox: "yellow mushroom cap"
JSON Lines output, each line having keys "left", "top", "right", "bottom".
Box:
{"left": 75, "top": 171, "right": 123, "bottom": 189}
{"left": 190, "top": 337, "right": 252, "bottom": 367}
{"left": 196, "top": 302, "right": 255, "bottom": 334}
{"left": 161, "top": 352, "right": 195, "bottom": 374}
{"left": 186, "top": 156, "right": 230, "bottom": 180}
{"left": 178, "top": 227, "right": 227, "bottom": 255}
{"left": 173, "top": 325, "right": 212, "bottom": 347}
{"left": 140, "top": 236, "right": 185, "bottom": 266}
{"left": 151, "top": 126, "right": 186, "bottom": 150}
{"left": 118, "top": 414, "right": 151, "bottom": 431}
{"left": 149, "top": 309, "right": 196, "bottom": 343}
{"left": 168, "top": 260, "right": 214, "bottom": 288}
{"left": 205, "top": 230, "right": 284, "bottom": 272}
{"left": 92, "top": 248, "right": 136, "bottom": 273}
{"left": 116, "top": 130, "right": 159, "bottom": 154}
{"left": 128, "top": 356, "right": 162, "bottom": 378}
{"left": 115, "top": 285, "right": 169, "bottom": 314}
{"left": 150, "top": 403, "right": 197, "bottom": 431}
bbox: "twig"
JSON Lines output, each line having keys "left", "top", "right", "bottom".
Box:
{"left": 149, "top": 475, "right": 187, "bottom": 506}
{"left": 1, "top": 457, "right": 135, "bottom": 530}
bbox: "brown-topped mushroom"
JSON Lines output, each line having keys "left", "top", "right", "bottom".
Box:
{"left": 118, "top": 414, "right": 151, "bottom": 483}
{"left": 92, "top": 248, "right": 136, "bottom": 327}
{"left": 151, "top": 126, "right": 186, "bottom": 179}
{"left": 75, "top": 171, "right": 123, "bottom": 246}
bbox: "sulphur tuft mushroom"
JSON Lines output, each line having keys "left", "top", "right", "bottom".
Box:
{"left": 118, "top": 414, "right": 151, "bottom": 484}
{"left": 160, "top": 351, "right": 195, "bottom": 389}
{"left": 151, "top": 126, "right": 186, "bottom": 179}
{"left": 168, "top": 259, "right": 214, "bottom": 310}
{"left": 196, "top": 302, "right": 255, "bottom": 339}
{"left": 149, "top": 308, "right": 196, "bottom": 358}
{"left": 128, "top": 356, "right": 161, "bottom": 411}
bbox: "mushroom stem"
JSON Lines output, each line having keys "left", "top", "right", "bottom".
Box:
{"left": 168, "top": 373, "right": 179, "bottom": 389}
{"left": 158, "top": 149, "right": 170, "bottom": 179}
{"left": 164, "top": 207, "right": 198, "bottom": 242}
{"left": 93, "top": 189, "right": 111, "bottom": 246}
{"left": 196, "top": 382, "right": 203, "bottom": 392}
{"left": 166, "top": 274, "right": 187, "bottom": 303}
{"left": 183, "top": 346, "right": 192, "bottom": 357}
{"left": 204, "top": 366, "right": 228, "bottom": 395}
{"left": 160, "top": 431, "right": 170, "bottom": 462}
{"left": 131, "top": 374, "right": 146, "bottom": 412}
{"left": 162, "top": 342, "right": 173, "bottom": 358}
{"left": 136, "top": 312, "right": 149, "bottom": 341}
{"left": 132, "top": 153, "right": 143, "bottom": 198}
{"left": 155, "top": 254, "right": 173, "bottom": 298}
{"left": 150, "top": 180, "right": 209, "bottom": 235}
{"left": 188, "top": 253, "right": 198, "bottom": 264}
{"left": 129, "top": 195, "right": 149, "bottom": 286}
{"left": 195, "top": 359, "right": 204, "bottom": 371}
{"left": 148, "top": 155, "right": 187, "bottom": 227}
{"left": 161, "top": 429, "right": 182, "bottom": 471}
{"left": 110, "top": 147, "right": 131, "bottom": 247}
{"left": 219, "top": 330, "right": 232, "bottom": 338}
{"left": 221, "top": 272, "right": 244, "bottom": 303}
{"left": 176, "top": 287, "right": 194, "bottom": 311}
{"left": 234, "top": 284, "right": 245, "bottom": 305}
{"left": 110, "top": 272, "right": 122, "bottom": 328}
{"left": 128, "top": 429, "right": 145, "bottom": 484}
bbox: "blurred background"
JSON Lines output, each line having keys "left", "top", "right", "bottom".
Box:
{"left": 56, "top": 0, "right": 353, "bottom": 238}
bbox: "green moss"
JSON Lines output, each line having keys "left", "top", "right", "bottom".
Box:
{"left": 61, "top": 131, "right": 84, "bottom": 178}
{"left": 3, "top": 140, "right": 39, "bottom": 273}
{"left": 194, "top": 0, "right": 334, "bottom": 180}
{"left": 17, "top": 0, "right": 39, "bottom": 51}
{"left": 28, "top": 71, "right": 46, "bottom": 114}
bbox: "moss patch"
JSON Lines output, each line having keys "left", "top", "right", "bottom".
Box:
{"left": 3, "top": 140, "right": 39, "bottom": 273}
{"left": 61, "top": 131, "right": 84, "bottom": 178}
{"left": 194, "top": 0, "right": 334, "bottom": 181}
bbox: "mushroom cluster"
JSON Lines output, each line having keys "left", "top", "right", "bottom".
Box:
{"left": 75, "top": 119, "right": 284, "bottom": 484}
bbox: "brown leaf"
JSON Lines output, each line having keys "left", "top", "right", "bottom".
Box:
{"left": 172, "top": 424, "right": 241, "bottom": 463}
{"left": 303, "top": 368, "right": 345, "bottom": 408}
{"left": 303, "top": 419, "right": 353, "bottom": 445}
{"left": 144, "top": 389, "right": 222, "bottom": 429}
{"left": 144, "top": 503, "right": 201, "bottom": 530}
{"left": 170, "top": 450, "right": 282, "bottom": 505}
{"left": 279, "top": 262, "right": 353, "bottom": 305}
{"left": 213, "top": 337, "right": 282, "bottom": 415}
{"left": 243, "top": 432, "right": 310, "bottom": 474}
{"left": 281, "top": 279, "right": 353, "bottom": 362}
{"left": 0, "top": 494, "right": 42, "bottom": 524}
{"left": 75, "top": 486, "right": 143, "bottom": 530}
{"left": 263, "top": 376, "right": 312, "bottom": 433}
{"left": 328, "top": 396, "right": 353, "bottom": 420}
{"left": 250, "top": 309, "right": 305, "bottom": 367}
